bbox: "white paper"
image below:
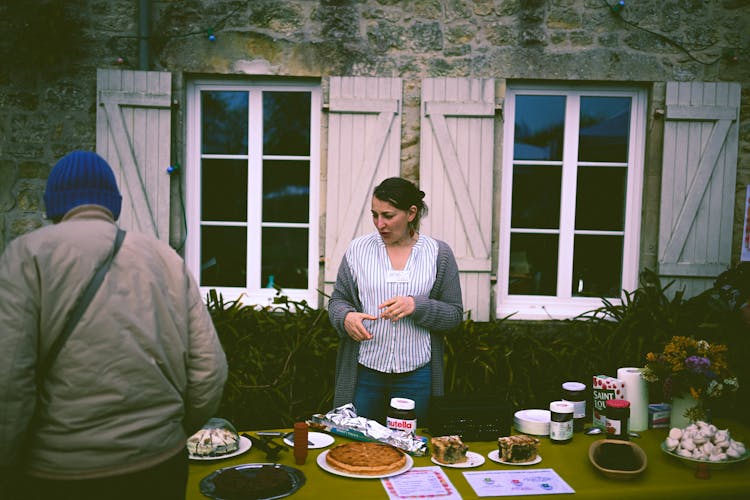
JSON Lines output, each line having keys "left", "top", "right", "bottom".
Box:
{"left": 463, "top": 469, "right": 575, "bottom": 497}
{"left": 617, "top": 366, "right": 649, "bottom": 432}
{"left": 381, "top": 466, "right": 462, "bottom": 499}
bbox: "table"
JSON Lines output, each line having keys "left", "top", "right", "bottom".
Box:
{"left": 187, "top": 419, "right": 749, "bottom": 499}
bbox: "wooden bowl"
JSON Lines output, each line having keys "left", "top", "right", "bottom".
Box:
{"left": 588, "top": 439, "right": 647, "bottom": 480}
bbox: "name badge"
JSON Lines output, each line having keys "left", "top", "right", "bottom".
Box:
{"left": 386, "top": 270, "right": 410, "bottom": 283}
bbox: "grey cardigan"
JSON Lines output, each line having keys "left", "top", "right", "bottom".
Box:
{"left": 328, "top": 238, "right": 464, "bottom": 408}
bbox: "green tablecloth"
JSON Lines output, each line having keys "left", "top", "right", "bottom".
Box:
{"left": 186, "top": 418, "right": 749, "bottom": 499}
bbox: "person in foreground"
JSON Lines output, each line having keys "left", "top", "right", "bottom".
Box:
{"left": 0, "top": 151, "right": 228, "bottom": 500}
{"left": 328, "top": 177, "right": 463, "bottom": 425}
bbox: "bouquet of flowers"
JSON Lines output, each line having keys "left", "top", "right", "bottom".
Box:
{"left": 642, "top": 336, "right": 739, "bottom": 403}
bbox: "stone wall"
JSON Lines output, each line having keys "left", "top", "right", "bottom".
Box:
{"left": 1, "top": 0, "right": 748, "bottom": 265}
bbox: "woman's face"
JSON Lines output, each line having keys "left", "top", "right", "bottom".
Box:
{"left": 371, "top": 196, "right": 416, "bottom": 246}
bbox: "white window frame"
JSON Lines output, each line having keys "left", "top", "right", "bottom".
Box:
{"left": 498, "top": 84, "right": 647, "bottom": 320}
{"left": 185, "top": 79, "right": 321, "bottom": 306}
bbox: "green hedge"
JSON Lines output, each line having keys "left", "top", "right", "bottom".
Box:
{"left": 208, "top": 268, "right": 749, "bottom": 430}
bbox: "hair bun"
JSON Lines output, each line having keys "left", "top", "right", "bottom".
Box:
{"left": 418, "top": 190, "right": 425, "bottom": 200}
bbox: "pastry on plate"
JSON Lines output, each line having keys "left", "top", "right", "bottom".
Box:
{"left": 326, "top": 442, "right": 407, "bottom": 475}
{"left": 431, "top": 435, "right": 469, "bottom": 464}
{"left": 497, "top": 435, "right": 539, "bottom": 463}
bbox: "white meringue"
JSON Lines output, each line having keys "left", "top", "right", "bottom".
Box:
{"left": 668, "top": 428, "right": 683, "bottom": 440}
{"left": 665, "top": 437, "right": 680, "bottom": 451}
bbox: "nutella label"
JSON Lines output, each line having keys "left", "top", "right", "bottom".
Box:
{"left": 386, "top": 416, "right": 416, "bottom": 434}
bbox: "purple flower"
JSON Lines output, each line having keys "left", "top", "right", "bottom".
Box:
{"left": 685, "top": 355, "right": 711, "bottom": 375}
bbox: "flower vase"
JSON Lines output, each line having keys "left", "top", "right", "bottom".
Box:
{"left": 670, "top": 393, "right": 701, "bottom": 428}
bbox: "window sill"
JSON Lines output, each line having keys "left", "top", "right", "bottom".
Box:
{"left": 497, "top": 296, "right": 618, "bottom": 321}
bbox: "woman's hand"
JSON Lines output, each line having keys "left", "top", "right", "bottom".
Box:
{"left": 379, "top": 295, "right": 415, "bottom": 322}
{"left": 344, "top": 311, "right": 377, "bottom": 341}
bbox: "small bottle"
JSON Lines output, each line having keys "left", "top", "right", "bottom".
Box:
{"left": 561, "top": 381, "right": 587, "bottom": 433}
{"left": 549, "top": 401, "right": 574, "bottom": 444}
{"left": 293, "top": 421, "right": 308, "bottom": 465}
{"left": 387, "top": 397, "right": 417, "bottom": 436}
{"left": 605, "top": 399, "right": 630, "bottom": 440}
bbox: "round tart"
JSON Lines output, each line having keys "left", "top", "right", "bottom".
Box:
{"left": 326, "top": 442, "right": 407, "bottom": 475}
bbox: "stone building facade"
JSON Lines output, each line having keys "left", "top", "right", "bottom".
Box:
{"left": 1, "top": 0, "right": 748, "bottom": 320}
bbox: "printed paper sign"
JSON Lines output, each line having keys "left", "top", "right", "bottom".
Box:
{"left": 382, "top": 466, "right": 462, "bottom": 499}
{"left": 463, "top": 468, "right": 574, "bottom": 497}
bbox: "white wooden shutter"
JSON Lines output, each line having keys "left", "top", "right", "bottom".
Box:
{"left": 96, "top": 69, "right": 172, "bottom": 241}
{"left": 323, "top": 77, "right": 402, "bottom": 294}
{"left": 420, "top": 78, "right": 496, "bottom": 321}
{"left": 658, "top": 82, "right": 740, "bottom": 297}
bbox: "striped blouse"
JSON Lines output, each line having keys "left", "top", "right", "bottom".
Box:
{"left": 345, "top": 231, "right": 438, "bottom": 373}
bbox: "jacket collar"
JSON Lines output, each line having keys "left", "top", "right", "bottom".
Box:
{"left": 60, "top": 205, "right": 116, "bottom": 223}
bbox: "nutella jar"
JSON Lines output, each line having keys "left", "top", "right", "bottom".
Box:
{"left": 387, "top": 397, "right": 417, "bottom": 435}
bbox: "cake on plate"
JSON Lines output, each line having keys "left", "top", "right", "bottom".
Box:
{"left": 212, "top": 466, "right": 293, "bottom": 498}
{"left": 497, "top": 435, "right": 539, "bottom": 463}
{"left": 187, "top": 419, "right": 240, "bottom": 457}
{"left": 326, "top": 442, "right": 407, "bottom": 475}
{"left": 431, "top": 435, "right": 469, "bottom": 464}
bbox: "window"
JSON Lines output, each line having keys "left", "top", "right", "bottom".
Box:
{"left": 185, "top": 80, "right": 321, "bottom": 305}
{"left": 498, "top": 85, "right": 646, "bottom": 320}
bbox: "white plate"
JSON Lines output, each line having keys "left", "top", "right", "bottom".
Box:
{"left": 660, "top": 441, "right": 750, "bottom": 469}
{"left": 188, "top": 435, "right": 252, "bottom": 461}
{"left": 488, "top": 449, "right": 542, "bottom": 466}
{"left": 316, "top": 449, "right": 413, "bottom": 478}
{"left": 431, "top": 450, "right": 485, "bottom": 468}
{"left": 514, "top": 409, "right": 551, "bottom": 436}
{"left": 283, "top": 431, "right": 335, "bottom": 449}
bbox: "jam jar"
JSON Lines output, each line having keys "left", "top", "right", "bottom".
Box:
{"left": 549, "top": 401, "right": 574, "bottom": 444}
{"left": 562, "top": 381, "right": 587, "bottom": 433}
{"left": 605, "top": 399, "right": 630, "bottom": 440}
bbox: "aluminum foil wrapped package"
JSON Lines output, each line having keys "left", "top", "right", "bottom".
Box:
{"left": 309, "top": 404, "right": 428, "bottom": 456}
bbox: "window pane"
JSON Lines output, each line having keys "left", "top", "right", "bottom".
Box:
{"left": 578, "top": 96, "right": 631, "bottom": 163}
{"left": 572, "top": 234, "right": 623, "bottom": 298}
{"left": 261, "top": 227, "right": 308, "bottom": 289}
{"left": 201, "top": 91, "right": 248, "bottom": 155}
{"left": 263, "top": 91, "right": 311, "bottom": 156}
{"left": 514, "top": 95, "right": 565, "bottom": 161}
{"left": 508, "top": 233, "right": 559, "bottom": 295}
{"left": 201, "top": 159, "right": 248, "bottom": 222}
{"left": 201, "top": 226, "right": 247, "bottom": 287}
{"left": 263, "top": 160, "right": 310, "bottom": 223}
{"left": 511, "top": 165, "right": 561, "bottom": 229}
{"left": 575, "top": 166, "right": 627, "bottom": 231}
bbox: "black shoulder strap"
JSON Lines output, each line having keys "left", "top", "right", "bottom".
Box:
{"left": 37, "top": 228, "right": 126, "bottom": 385}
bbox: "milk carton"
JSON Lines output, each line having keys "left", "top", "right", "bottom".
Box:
{"left": 592, "top": 375, "right": 625, "bottom": 429}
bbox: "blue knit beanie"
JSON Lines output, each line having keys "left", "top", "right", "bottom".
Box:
{"left": 44, "top": 151, "right": 122, "bottom": 220}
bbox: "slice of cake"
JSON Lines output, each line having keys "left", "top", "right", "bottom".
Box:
{"left": 431, "top": 435, "right": 469, "bottom": 464}
{"left": 497, "top": 435, "right": 539, "bottom": 463}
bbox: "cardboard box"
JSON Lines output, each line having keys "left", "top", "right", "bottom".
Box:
{"left": 648, "top": 403, "right": 671, "bottom": 428}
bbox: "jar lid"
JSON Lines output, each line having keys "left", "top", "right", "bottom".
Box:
{"left": 549, "top": 401, "right": 574, "bottom": 413}
{"left": 562, "top": 381, "right": 586, "bottom": 392}
{"left": 390, "top": 397, "right": 415, "bottom": 410}
{"left": 605, "top": 399, "right": 631, "bottom": 408}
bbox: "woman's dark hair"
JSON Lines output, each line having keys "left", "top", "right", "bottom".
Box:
{"left": 373, "top": 177, "right": 428, "bottom": 231}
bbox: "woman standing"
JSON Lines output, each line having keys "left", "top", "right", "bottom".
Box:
{"left": 328, "top": 177, "right": 463, "bottom": 425}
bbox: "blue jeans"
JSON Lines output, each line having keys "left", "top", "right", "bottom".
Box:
{"left": 353, "top": 363, "right": 432, "bottom": 426}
